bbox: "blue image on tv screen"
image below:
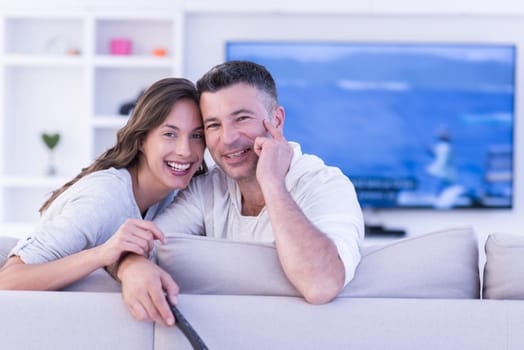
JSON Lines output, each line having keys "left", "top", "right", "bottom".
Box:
{"left": 226, "top": 41, "right": 515, "bottom": 209}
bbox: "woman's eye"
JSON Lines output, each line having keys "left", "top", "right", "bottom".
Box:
{"left": 164, "top": 132, "right": 177, "bottom": 138}
{"left": 192, "top": 133, "right": 204, "bottom": 139}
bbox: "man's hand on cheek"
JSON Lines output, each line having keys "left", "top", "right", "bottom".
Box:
{"left": 254, "top": 119, "right": 293, "bottom": 191}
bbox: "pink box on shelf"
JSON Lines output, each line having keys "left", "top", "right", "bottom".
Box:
{"left": 110, "top": 38, "right": 132, "bottom": 55}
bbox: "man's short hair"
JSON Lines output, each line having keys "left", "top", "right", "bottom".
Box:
{"left": 197, "top": 60, "right": 279, "bottom": 109}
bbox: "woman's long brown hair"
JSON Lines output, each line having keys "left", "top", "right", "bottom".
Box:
{"left": 39, "top": 78, "right": 203, "bottom": 213}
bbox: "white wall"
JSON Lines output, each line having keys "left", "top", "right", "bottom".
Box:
{"left": 183, "top": 12, "right": 524, "bottom": 243}
{"left": 1, "top": 0, "right": 522, "bottom": 242}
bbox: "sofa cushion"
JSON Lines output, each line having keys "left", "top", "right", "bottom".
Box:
{"left": 0, "top": 235, "right": 119, "bottom": 292}
{"left": 0, "top": 235, "right": 18, "bottom": 266}
{"left": 483, "top": 233, "right": 524, "bottom": 300}
{"left": 158, "top": 234, "right": 298, "bottom": 296}
{"left": 344, "top": 226, "right": 480, "bottom": 298}
{"left": 61, "top": 268, "right": 121, "bottom": 292}
{"left": 157, "top": 226, "right": 480, "bottom": 299}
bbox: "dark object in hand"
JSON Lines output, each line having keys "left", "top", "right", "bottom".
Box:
{"left": 166, "top": 297, "right": 209, "bottom": 350}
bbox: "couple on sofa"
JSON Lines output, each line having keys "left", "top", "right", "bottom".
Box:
{"left": 0, "top": 60, "right": 364, "bottom": 326}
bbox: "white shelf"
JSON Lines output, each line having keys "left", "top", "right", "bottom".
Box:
{"left": 0, "top": 10, "right": 183, "bottom": 226}
{"left": 4, "top": 54, "right": 84, "bottom": 66}
{"left": 0, "top": 176, "right": 69, "bottom": 188}
{"left": 93, "top": 55, "right": 174, "bottom": 68}
{"left": 92, "top": 115, "right": 128, "bottom": 128}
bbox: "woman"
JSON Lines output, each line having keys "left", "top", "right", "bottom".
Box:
{"left": 0, "top": 77, "right": 206, "bottom": 290}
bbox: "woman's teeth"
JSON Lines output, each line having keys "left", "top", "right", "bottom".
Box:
{"left": 167, "top": 161, "right": 191, "bottom": 171}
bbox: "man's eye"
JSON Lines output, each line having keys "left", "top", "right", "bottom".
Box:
{"left": 205, "top": 123, "right": 219, "bottom": 129}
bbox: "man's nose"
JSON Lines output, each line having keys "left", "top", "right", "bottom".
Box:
{"left": 221, "top": 125, "right": 238, "bottom": 144}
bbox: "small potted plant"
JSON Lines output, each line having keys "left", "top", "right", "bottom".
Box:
{"left": 41, "top": 132, "right": 61, "bottom": 176}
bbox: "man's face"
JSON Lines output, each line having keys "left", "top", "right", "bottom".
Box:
{"left": 200, "top": 83, "right": 272, "bottom": 184}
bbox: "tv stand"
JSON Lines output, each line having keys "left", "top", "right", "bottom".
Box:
{"left": 365, "top": 224, "right": 406, "bottom": 238}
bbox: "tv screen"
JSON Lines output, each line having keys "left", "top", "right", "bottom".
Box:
{"left": 226, "top": 41, "right": 515, "bottom": 209}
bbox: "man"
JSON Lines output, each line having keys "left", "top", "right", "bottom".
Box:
{"left": 115, "top": 61, "right": 364, "bottom": 326}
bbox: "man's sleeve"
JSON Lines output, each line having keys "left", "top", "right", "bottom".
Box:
{"left": 153, "top": 181, "right": 206, "bottom": 237}
{"left": 297, "top": 167, "right": 364, "bottom": 286}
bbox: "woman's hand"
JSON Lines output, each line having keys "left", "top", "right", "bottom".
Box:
{"left": 95, "top": 219, "right": 166, "bottom": 266}
{"left": 0, "top": 219, "right": 166, "bottom": 291}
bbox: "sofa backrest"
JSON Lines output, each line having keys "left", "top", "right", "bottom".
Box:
{"left": 0, "top": 290, "right": 154, "bottom": 350}
{"left": 1, "top": 226, "right": 481, "bottom": 299}
{"left": 157, "top": 226, "right": 481, "bottom": 299}
{"left": 155, "top": 294, "right": 524, "bottom": 350}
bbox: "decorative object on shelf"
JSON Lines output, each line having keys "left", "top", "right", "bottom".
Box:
{"left": 45, "top": 36, "right": 81, "bottom": 55}
{"left": 110, "top": 38, "right": 132, "bottom": 55}
{"left": 45, "top": 36, "right": 68, "bottom": 54}
{"left": 41, "top": 132, "right": 61, "bottom": 176}
{"left": 66, "top": 48, "right": 81, "bottom": 55}
{"left": 119, "top": 89, "right": 145, "bottom": 116}
{"left": 152, "top": 47, "right": 167, "bottom": 57}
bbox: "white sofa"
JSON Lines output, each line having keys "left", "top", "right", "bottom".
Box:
{"left": 1, "top": 227, "right": 524, "bottom": 350}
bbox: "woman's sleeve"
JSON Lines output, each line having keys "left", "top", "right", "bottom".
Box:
{"left": 11, "top": 177, "right": 135, "bottom": 264}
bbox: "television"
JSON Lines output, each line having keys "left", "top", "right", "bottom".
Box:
{"left": 226, "top": 41, "right": 515, "bottom": 210}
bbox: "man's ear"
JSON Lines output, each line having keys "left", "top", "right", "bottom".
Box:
{"left": 272, "top": 106, "right": 285, "bottom": 130}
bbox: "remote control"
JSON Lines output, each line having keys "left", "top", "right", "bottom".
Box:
{"left": 166, "top": 297, "right": 209, "bottom": 350}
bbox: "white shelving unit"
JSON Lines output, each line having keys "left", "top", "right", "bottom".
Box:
{"left": 0, "top": 10, "right": 183, "bottom": 237}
